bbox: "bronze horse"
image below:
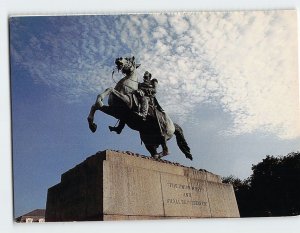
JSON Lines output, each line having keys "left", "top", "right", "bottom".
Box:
{"left": 87, "top": 56, "right": 192, "bottom": 160}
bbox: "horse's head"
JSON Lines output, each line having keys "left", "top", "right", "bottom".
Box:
{"left": 115, "top": 56, "right": 141, "bottom": 75}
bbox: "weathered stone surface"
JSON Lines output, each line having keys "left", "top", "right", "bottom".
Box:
{"left": 103, "top": 161, "right": 164, "bottom": 216}
{"left": 45, "top": 150, "right": 239, "bottom": 221}
{"left": 46, "top": 154, "right": 105, "bottom": 221}
{"left": 207, "top": 182, "right": 240, "bottom": 217}
{"left": 160, "top": 173, "right": 211, "bottom": 217}
{"left": 103, "top": 214, "right": 129, "bottom": 221}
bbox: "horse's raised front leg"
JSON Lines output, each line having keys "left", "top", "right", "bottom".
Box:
{"left": 87, "top": 87, "right": 114, "bottom": 133}
{"left": 87, "top": 104, "right": 98, "bottom": 133}
{"left": 109, "top": 120, "right": 126, "bottom": 134}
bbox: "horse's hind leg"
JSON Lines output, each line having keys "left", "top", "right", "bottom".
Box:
{"left": 156, "top": 138, "right": 169, "bottom": 159}
{"left": 145, "top": 144, "right": 158, "bottom": 158}
{"left": 161, "top": 138, "right": 169, "bottom": 156}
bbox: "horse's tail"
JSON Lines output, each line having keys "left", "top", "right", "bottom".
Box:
{"left": 174, "top": 123, "right": 193, "bottom": 160}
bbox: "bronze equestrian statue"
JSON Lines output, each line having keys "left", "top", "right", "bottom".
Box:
{"left": 87, "top": 56, "right": 192, "bottom": 160}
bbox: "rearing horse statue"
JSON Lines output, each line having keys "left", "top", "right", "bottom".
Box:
{"left": 87, "top": 56, "right": 192, "bottom": 160}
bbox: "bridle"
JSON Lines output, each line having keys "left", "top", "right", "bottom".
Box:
{"left": 111, "top": 60, "right": 140, "bottom": 90}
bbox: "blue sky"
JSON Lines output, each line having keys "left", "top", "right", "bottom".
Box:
{"left": 10, "top": 12, "right": 300, "bottom": 218}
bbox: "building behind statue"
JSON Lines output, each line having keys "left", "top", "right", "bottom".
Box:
{"left": 15, "top": 209, "right": 45, "bottom": 223}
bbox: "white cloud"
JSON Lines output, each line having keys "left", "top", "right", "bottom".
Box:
{"left": 167, "top": 14, "right": 190, "bottom": 34}
{"left": 10, "top": 11, "right": 300, "bottom": 139}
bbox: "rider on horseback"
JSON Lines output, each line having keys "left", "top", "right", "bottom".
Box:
{"left": 136, "top": 71, "right": 164, "bottom": 120}
{"left": 88, "top": 56, "right": 192, "bottom": 160}
{"left": 109, "top": 71, "right": 163, "bottom": 133}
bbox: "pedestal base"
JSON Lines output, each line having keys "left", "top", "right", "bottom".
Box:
{"left": 45, "top": 150, "right": 239, "bottom": 221}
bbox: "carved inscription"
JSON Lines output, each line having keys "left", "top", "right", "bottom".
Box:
{"left": 165, "top": 182, "right": 207, "bottom": 206}
{"left": 167, "top": 182, "right": 203, "bottom": 192}
{"left": 166, "top": 199, "right": 207, "bottom": 206}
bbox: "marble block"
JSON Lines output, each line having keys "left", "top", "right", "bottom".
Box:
{"left": 45, "top": 150, "right": 239, "bottom": 221}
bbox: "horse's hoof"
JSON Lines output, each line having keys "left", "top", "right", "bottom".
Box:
{"left": 186, "top": 154, "right": 193, "bottom": 161}
{"left": 109, "top": 126, "right": 122, "bottom": 134}
{"left": 162, "top": 151, "right": 169, "bottom": 156}
{"left": 89, "top": 123, "right": 97, "bottom": 133}
{"left": 152, "top": 154, "right": 159, "bottom": 160}
{"left": 157, "top": 151, "right": 168, "bottom": 158}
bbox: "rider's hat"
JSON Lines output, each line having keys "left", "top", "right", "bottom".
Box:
{"left": 143, "top": 71, "right": 152, "bottom": 79}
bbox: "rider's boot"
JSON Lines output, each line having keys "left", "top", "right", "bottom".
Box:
{"left": 137, "top": 97, "right": 148, "bottom": 121}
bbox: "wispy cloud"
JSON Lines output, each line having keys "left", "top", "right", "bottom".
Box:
{"left": 10, "top": 11, "right": 300, "bottom": 139}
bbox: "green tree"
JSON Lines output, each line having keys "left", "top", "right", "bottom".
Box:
{"left": 223, "top": 152, "right": 300, "bottom": 217}
{"left": 222, "top": 175, "right": 254, "bottom": 216}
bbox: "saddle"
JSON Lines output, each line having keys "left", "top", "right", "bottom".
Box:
{"left": 131, "top": 92, "right": 167, "bottom": 137}
{"left": 131, "top": 92, "right": 163, "bottom": 116}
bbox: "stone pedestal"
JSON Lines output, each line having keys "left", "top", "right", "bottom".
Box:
{"left": 45, "top": 150, "right": 239, "bottom": 221}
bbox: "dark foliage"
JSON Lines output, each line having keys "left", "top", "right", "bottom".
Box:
{"left": 223, "top": 152, "right": 300, "bottom": 217}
